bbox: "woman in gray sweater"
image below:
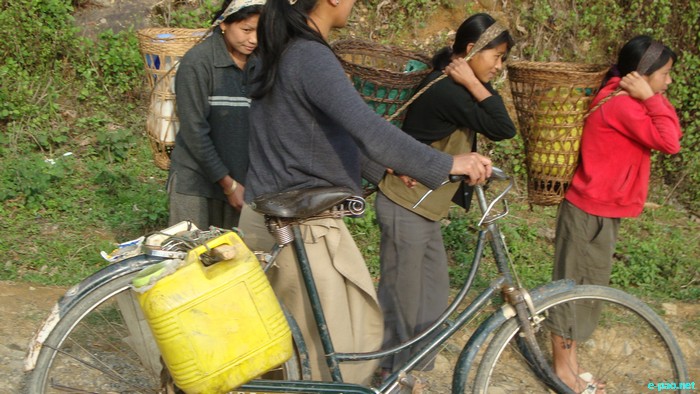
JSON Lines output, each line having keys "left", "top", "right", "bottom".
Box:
{"left": 239, "top": 0, "right": 493, "bottom": 385}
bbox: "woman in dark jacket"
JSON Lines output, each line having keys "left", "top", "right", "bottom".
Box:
{"left": 375, "top": 13, "right": 516, "bottom": 376}
{"left": 167, "top": 0, "right": 264, "bottom": 229}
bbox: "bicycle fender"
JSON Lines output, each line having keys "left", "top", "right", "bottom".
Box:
{"left": 451, "top": 279, "right": 576, "bottom": 393}
{"left": 279, "top": 303, "right": 313, "bottom": 380}
{"left": 23, "top": 254, "right": 166, "bottom": 372}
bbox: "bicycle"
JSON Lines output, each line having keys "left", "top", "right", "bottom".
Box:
{"left": 24, "top": 168, "right": 689, "bottom": 393}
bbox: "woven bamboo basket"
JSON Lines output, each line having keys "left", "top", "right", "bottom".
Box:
{"left": 137, "top": 28, "right": 209, "bottom": 170}
{"left": 331, "top": 39, "right": 432, "bottom": 127}
{"left": 508, "top": 61, "right": 608, "bottom": 206}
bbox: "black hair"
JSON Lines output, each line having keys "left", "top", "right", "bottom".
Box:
{"left": 211, "top": 1, "right": 263, "bottom": 26}
{"left": 432, "top": 13, "right": 515, "bottom": 71}
{"left": 251, "top": 0, "right": 328, "bottom": 99}
{"left": 600, "top": 35, "right": 677, "bottom": 88}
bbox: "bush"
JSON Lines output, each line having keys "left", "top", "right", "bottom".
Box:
{"left": 0, "top": 0, "right": 167, "bottom": 285}
{"left": 76, "top": 29, "right": 146, "bottom": 101}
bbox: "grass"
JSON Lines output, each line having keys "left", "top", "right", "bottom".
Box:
{"left": 0, "top": 137, "right": 170, "bottom": 285}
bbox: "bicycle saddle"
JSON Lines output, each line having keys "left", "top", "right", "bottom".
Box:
{"left": 250, "top": 186, "right": 354, "bottom": 219}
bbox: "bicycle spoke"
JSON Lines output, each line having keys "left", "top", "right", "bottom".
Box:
{"left": 43, "top": 342, "right": 156, "bottom": 393}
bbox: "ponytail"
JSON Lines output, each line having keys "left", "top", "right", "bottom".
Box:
{"left": 431, "top": 47, "right": 454, "bottom": 71}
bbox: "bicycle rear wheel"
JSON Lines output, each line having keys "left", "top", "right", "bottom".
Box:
{"left": 473, "top": 285, "right": 688, "bottom": 393}
{"left": 27, "top": 261, "right": 302, "bottom": 393}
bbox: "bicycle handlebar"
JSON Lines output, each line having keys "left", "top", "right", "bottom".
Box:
{"left": 448, "top": 166, "right": 509, "bottom": 184}
{"left": 414, "top": 167, "right": 511, "bottom": 211}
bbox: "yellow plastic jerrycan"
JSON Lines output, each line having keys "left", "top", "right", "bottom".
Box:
{"left": 132, "top": 231, "right": 292, "bottom": 394}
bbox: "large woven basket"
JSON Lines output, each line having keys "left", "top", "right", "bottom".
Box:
{"left": 331, "top": 39, "right": 432, "bottom": 127}
{"left": 137, "top": 28, "right": 209, "bottom": 170}
{"left": 508, "top": 61, "right": 608, "bottom": 206}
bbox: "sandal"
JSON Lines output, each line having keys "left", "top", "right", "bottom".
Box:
{"left": 578, "top": 372, "right": 606, "bottom": 394}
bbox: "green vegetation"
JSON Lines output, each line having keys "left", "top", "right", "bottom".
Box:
{"left": 0, "top": 0, "right": 698, "bottom": 304}
{"left": 0, "top": 0, "right": 168, "bottom": 283}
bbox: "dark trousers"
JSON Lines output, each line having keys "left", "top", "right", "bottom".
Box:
{"left": 547, "top": 199, "right": 620, "bottom": 341}
{"left": 375, "top": 192, "right": 449, "bottom": 370}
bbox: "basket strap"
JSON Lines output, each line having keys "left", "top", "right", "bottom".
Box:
{"left": 212, "top": 0, "right": 265, "bottom": 27}
{"left": 386, "top": 22, "right": 507, "bottom": 123}
{"left": 637, "top": 41, "right": 664, "bottom": 75}
{"left": 584, "top": 87, "right": 622, "bottom": 120}
{"left": 386, "top": 74, "right": 446, "bottom": 122}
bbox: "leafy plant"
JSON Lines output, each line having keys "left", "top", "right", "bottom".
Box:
{"left": 611, "top": 204, "right": 700, "bottom": 300}
{"left": 75, "top": 116, "right": 138, "bottom": 162}
{"left": 86, "top": 29, "right": 147, "bottom": 100}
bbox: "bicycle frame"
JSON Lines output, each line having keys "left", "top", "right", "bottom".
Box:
{"left": 241, "top": 170, "right": 577, "bottom": 393}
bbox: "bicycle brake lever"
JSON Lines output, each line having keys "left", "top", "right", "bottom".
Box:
{"left": 412, "top": 179, "right": 451, "bottom": 209}
{"left": 413, "top": 167, "right": 508, "bottom": 210}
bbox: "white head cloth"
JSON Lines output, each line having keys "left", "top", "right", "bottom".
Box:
{"left": 212, "top": 0, "right": 266, "bottom": 27}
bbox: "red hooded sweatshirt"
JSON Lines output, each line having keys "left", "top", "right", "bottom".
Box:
{"left": 565, "top": 77, "right": 682, "bottom": 218}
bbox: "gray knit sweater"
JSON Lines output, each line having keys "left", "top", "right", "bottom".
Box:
{"left": 245, "top": 39, "right": 453, "bottom": 201}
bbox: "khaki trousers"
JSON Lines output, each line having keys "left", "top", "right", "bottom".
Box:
{"left": 239, "top": 205, "right": 383, "bottom": 385}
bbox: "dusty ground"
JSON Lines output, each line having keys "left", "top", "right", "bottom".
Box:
{"left": 72, "top": 0, "right": 157, "bottom": 38}
{"left": 0, "top": 282, "right": 68, "bottom": 393}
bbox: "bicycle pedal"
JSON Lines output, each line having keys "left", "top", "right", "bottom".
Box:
{"left": 398, "top": 372, "right": 426, "bottom": 394}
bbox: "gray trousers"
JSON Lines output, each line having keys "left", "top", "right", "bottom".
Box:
{"left": 547, "top": 199, "right": 621, "bottom": 341}
{"left": 375, "top": 192, "right": 449, "bottom": 371}
{"left": 167, "top": 172, "right": 239, "bottom": 229}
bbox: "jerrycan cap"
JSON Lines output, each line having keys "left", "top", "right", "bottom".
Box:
{"left": 132, "top": 259, "right": 183, "bottom": 293}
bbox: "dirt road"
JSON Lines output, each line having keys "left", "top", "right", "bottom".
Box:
{"left": 0, "top": 282, "right": 67, "bottom": 393}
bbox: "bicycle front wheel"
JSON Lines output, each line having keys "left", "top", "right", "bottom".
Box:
{"left": 473, "top": 285, "right": 688, "bottom": 393}
{"left": 27, "top": 261, "right": 302, "bottom": 393}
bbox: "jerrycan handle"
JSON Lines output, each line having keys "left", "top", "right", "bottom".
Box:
{"left": 190, "top": 232, "right": 242, "bottom": 266}
{"left": 202, "top": 244, "right": 237, "bottom": 266}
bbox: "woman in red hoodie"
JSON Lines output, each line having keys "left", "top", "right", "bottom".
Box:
{"left": 549, "top": 35, "right": 682, "bottom": 393}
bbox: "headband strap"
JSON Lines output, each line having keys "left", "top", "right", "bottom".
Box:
{"left": 636, "top": 40, "right": 664, "bottom": 75}
{"left": 212, "top": 0, "right": 266, "bottom": 27}
{"left": 464, "top": 22, "right": 507, "bottom": 61}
